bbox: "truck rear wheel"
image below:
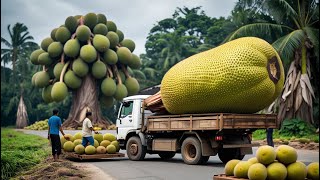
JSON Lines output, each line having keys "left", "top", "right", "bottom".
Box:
{"left": 158, "top": 152, "right": 176, "bottom": 160}
{"left": 126, "top": 136, "right": 146, "bottom": 161}
{"left": 181, "top": 137, "right": 202, "bottom": 165}
{"left": 218, "top": 148, "right": 244, "bottom": 164}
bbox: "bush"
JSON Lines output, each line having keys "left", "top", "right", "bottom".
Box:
{"left": 279, "top": 118, "right": 316, "bottom": 137}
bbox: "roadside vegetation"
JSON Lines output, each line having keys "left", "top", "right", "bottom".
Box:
{"left": 253, "top": 118, "right": 319, "bottom": 143}
{"left": 1, "top": 128, "right": 50, "bottom": 179}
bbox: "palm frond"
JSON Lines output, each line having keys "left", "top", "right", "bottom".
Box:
{"left": 1, "top": 49, "right": 11, "bottom": 55}
{"left": 132, "top": 70, "right": 147, "bottom": 80}
{"left": 262, "top": 0, "right": 298, "bottom": 23}
{"left": 1, "top": 53, "right": 11, "bottom": 64}
{"left": 5, "top": 96, "right": 19, "bottom": 116}
{"left": 305, "top": 0, "right": 319, "bottom": 25}
{"left": 223, "top": 23, "right": 293, "bottom": 43}
{"left": 22, "top": 41, "right": 39, "bottom": 48}
{"left": 163, "top": 57, "right": 170, "bottom": 70}
{"left": 1, "top": 37, "right": 12, "bottom": 48}
{"left": 143, "top": 67, "right": 157, "bottom": 79}
{"left": 304, "top": 27, "right": 319, "bottom": 53}
{"left": 19, "top": 35, "right": 34, "bottom": 44}
{"left": 272, "top": 29, "right": 305, "bottom": 64}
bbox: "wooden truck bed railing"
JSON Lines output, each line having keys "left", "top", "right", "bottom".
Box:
{"left": 146, "top": 113, "right": 278, "bottom": 132}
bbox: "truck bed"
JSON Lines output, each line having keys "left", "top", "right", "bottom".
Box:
{"left": 146, "top": 113, "right": 278, "bottom": 132}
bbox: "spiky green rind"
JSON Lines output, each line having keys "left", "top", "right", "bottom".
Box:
{"left": 48, "top": 42, "right": 63, "bottom": 58}
{"left": 102, "top": 49, "right": 118, "bottom": 65}
{"left": 92, "top": 61, "right": 107, "bottom": 79}
{"left": 55, "top": 27, "right": 71, "bottom": 44}
{"left": 80, "top": 45, "right": 97, "bottom": 63}
{"left": 101, "top": 77, "right": 116, "bottom": 96}
{"left": 72, "top": 58, "right": 89, "bottom": 77}
{"left": 51, "top": 82, "right": 69, "bottom": 102}
{"left": 41, "top": 37, "right": 54, "bottom": 51}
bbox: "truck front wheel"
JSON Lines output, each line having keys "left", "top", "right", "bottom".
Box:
{"left": 218, "top": 148, "right": 244, "bottom": 164}
{"left": 126, "top": 136, "right": 146, "bottom": 161}
{"left": 181, "top": 137, "right": 202, "bottom": 165}
{"left": 158, "top": 152, "right": 176, "bottom": 160}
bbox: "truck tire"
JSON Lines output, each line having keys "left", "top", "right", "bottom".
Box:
{"left": 126, "top": 136, "right": 146, "bottom": 161}
{"left": 181, "top": 137, "right": 202, "bottom": 165}
{"left": 158, "top": 152, "right": 176, "bottom": 160}
{"left": 218, "top": 148, "right": 245, "bottom": 164}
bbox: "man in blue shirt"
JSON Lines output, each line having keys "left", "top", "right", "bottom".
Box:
{"left": 48, "top": 109, "right": 68, "bottom": 161}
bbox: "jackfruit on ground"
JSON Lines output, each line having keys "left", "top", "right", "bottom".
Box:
{"left": 161, "top": 37, "right": 285, "bottom": 114}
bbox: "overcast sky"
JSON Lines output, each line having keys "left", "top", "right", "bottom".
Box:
{"left": 1, "top": 0, "right": 237, "bottom": 56}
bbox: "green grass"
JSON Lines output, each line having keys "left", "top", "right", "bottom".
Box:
{"left": 252, "top": 129, "right": 319, "bottom": 142}
{"left": 1, "top": 128, "right": 51, "bottom": 180}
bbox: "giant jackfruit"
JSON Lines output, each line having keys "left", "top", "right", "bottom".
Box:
{"left": 161, "top": 37, "right": 285, "bottom": 114}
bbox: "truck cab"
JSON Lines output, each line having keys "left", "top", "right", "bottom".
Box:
{"left": 116, "top": 95, "right": 151, "bottom": 145}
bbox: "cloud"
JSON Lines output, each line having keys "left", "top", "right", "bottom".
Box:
{"left": 1, "top": 0, "right": 236, "bottom": 55}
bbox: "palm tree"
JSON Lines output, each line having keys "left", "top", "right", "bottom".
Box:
{"left": 156, "top": 32, "right": 197, "bottom": 71}
{"left": 1, "top": 22, "right": 39, "bottom": 128}
{"left": 225, "top": 0, "right": 319, "bottom": 125}
{"left": 1, "top": 22, "right": 38, "bottom": 83}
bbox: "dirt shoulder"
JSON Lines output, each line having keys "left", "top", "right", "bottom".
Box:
{"left": 14, "top": 156, "right": 115, "bottom": 180}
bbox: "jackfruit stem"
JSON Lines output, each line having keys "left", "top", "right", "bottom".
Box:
{"left": 42, "top": 66, "right": 46, "bottom": 71}
{"left": 59, "top": 61, "right": 70, "bottom": 82}
{"left": 97, "top": 53, "right": 101, "bottom": 62}
{"left": 71, "top": 33, "right": 76, "bottom": 39}
{"left": 121, "top": 64, "right": 131, "bottom": 78}
{"left": 112, "top": 65, "right": 122, "bottom": 85}
{"left": 79, "top": 16, "right": 84, "bottom": 25}
{"left": 60, "top": 53, "right": 65, "bottom": 64}
{"left": 106, "top": 65, "right": 113, "bottom": 78}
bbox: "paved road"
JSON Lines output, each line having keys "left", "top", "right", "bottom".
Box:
{"left": 18, "top": 129, "right": 319, "bottom": 180}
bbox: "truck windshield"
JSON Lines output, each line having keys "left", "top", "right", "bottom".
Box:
{"left": 121, "top": 101, "right": 133, "bottom": 116}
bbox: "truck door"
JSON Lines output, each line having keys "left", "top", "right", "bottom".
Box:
{"left": 117, "top": 100, "right": 134, "bottom": 139}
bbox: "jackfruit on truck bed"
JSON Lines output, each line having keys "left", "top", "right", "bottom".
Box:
{"left": 161, "top": 37, "right": 285, "bottom": 114}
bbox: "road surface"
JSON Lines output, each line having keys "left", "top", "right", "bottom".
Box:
{"left": 18, "top": 129, "right": 319, "bottom": 180}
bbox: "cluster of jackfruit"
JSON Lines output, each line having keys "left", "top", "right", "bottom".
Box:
{"left": 160, "top": 37, "right": 285, "bottom": 114}
{"left": 30, "top": 13, "right": 142, "bottom": 107}
{"left": 24, "top": 119, "right": 49, "bottom": 130}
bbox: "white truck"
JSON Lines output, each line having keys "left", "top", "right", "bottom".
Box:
{"left": 116, "top": 95, "right": 278, "bottom": 165}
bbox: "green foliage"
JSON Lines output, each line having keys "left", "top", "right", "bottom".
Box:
{"left": 279, "top": 118, "right": 316, "bottom": 137}
{"left": 1, "top": 128, "right": 50, "bottom": 179}
{"left": 143, "top": 6, "right": 233, "bottom": 85}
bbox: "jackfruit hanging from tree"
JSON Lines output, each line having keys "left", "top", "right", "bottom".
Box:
{"left": 30, "top": 13, "right": 142, "bottom": 129}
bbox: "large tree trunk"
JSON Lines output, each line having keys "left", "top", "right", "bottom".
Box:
{"left": 16, "top": 95, "right": 28, "bottom": 128}
{"left": 62, "top": 74, "right": 113, "bottom": 129}
{"left": 278, "top": 49, "right": 315, "bottom": 126}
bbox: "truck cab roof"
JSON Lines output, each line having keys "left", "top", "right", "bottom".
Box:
{"left": 123, "top": 95, "right": 151, "bottom": 101}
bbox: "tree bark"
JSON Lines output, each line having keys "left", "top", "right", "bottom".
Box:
{"left": 62, "top": 74, "right": 113, "bottom": 129}
{"left": 277, "top": 48, "right": 315, "bottom": 126}
{"left": 16, "top": 95, "right": 28, "bottom": 128}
